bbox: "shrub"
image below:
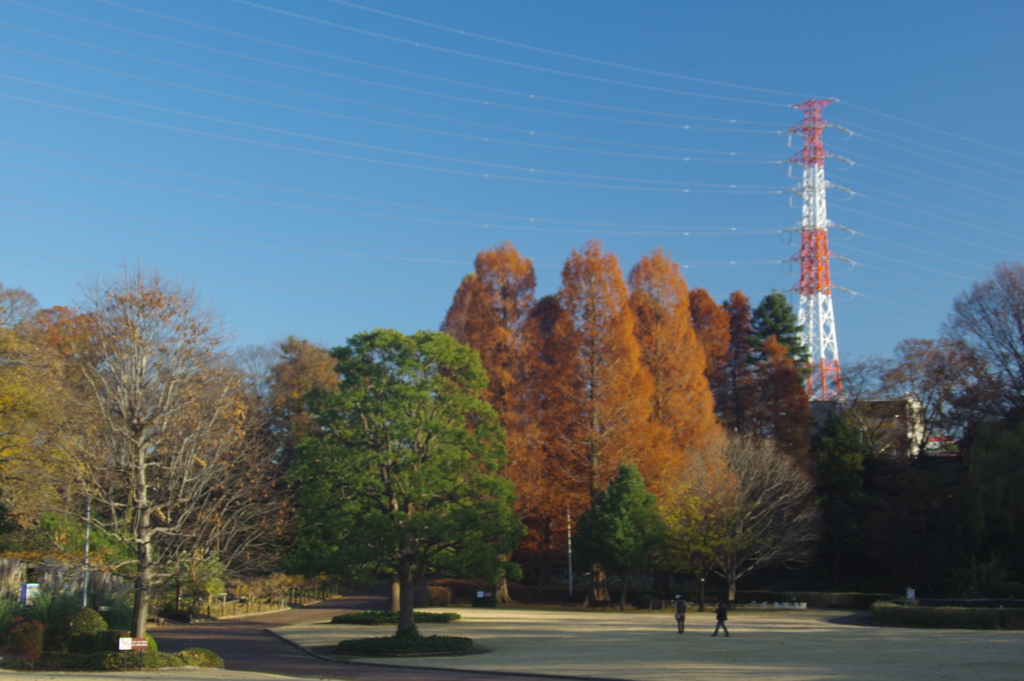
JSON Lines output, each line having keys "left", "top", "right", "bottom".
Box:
{"left": 9, "top": 618, "right": 45, "bottom": 661}
{"left": 0, "top": 597, "right": 19, "bottom": 635}
{"left": 427, "top": 586, "right": 451, "bottom": 607}
{"left": 61, "top": 608, "right": 108, "bottom": 637}
{"left": 95, "top": 629, "right": 130, "bottom": 652}
{"left": 67, "top": 632, "right": 98, "bottom": 654}
{"left": 24, "top": 590, "right": 81, "bottom": 627}
{"left": 872, "top": 602, "right": 1000, "bottom": 629}
{"left": 177, "top": 647, "right": 225, "bottom": 668}
{"left": 330, "top": 610, "right": 460, "bottom": 625}
{"left": 335, "top": 626, "right": 472, "bottom": 656}
{"left": 42, "top": 624, "right": 64, "bottom": 652}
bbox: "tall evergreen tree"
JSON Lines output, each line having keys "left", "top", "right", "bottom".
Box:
{"left": 575, "top": 463, "right": 665, "bottom": 610}
{"left": 812, "top": 413, "right": 870, "bottom": 589}
{"left": 749, "top": 291, "right": 809, "bottom": 367}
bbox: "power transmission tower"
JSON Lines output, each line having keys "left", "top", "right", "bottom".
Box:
{"left": 790, "top": 99, "right": 841, "bottom": 401}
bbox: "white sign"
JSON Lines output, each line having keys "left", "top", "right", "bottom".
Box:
{"left": 118, "top": 637, "right": 133, "bottom": 651}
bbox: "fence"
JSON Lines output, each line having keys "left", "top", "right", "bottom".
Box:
{"left": 203, "top": 581, "right": 351, "bottom": 618}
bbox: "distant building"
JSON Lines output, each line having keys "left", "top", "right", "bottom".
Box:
{"left": 812, "top": 396, "right": 929, "bottom": 458}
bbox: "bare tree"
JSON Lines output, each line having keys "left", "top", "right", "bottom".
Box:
{"left": 66, "top": 269, "right": 285, "bottom": 637}
{"left": 946, "top": 262, "right": 1024, "bottom": 419}
{"left": 692, "top": 436, "right": 820, "bottom": 602}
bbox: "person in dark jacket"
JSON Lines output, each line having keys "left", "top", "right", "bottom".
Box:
{"left": 711, "top": 601, "right": 729, "bottom": 637}
{"left": 674, "top": 600, "right": 686, "bottom": 633}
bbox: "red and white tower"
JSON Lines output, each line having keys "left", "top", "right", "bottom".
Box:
{"left": 791, "top": 99, "right": 841, "bottom": 401}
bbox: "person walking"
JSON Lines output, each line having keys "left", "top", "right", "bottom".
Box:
{"left": 674, "top": 599, "right": 686, "bottom": 633}
{"left": 711, "top": 601, "right": 729, "bottom": 637}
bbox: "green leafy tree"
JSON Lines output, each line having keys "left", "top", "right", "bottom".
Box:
{"left": 812, "top": 413, "right": 870, "bottom": 589}
{"left": 575, "top": 463, "right": 665, "bottom": 610}
{"left": 749, "top": 291, "right": 809, "bottom": 367}
{"left": 290, "top": 329, "right": 525, "bottom": 633}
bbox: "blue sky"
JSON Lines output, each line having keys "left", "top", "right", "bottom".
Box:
{"left": 1, "top": 0, "right": 1022, "bottom": 364}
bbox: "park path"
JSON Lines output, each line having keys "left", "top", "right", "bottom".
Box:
{"left": 152, "top": 588, "right": 570, "bottom": 681}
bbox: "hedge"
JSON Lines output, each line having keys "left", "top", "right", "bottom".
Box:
{"left": 330, "top": 611, "right": 461, "bottom": 625}
{"left": 871, "top": 602, "right": 1024, "bottom": 629}
{"left": 29, "top": 647, "right": 222, "bottom": 670}
{"left": 335, "top": 627, "right": 472, "bottom": 656}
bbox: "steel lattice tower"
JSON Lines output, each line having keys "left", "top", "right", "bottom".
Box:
{"left": 791, "top": 99, "right": 841, "bottom": 401}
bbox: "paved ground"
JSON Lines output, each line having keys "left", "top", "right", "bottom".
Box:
{"left": 3, "top": 591, "right": 1021, "bottom": 680}
{"left": 276, "top": 603, "right": 1024, "bottom": 681}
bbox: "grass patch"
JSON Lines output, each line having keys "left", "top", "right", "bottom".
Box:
{"left": 872, "top": 602, "right": 1024, "bottom": 629}
{"left": 330, "top": 610, "right": 461, "bottom": 625}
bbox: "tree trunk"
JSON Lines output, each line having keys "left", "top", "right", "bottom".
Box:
{"left": 388, "top": 574, "right": 400, "bottom": 613}
{"left": 698, "top": 575, "right": 707, "bottom": 612}
{"left": 131, "top": 548, "right": 153, "bottom": 638}
{"left": 494, "top": 572, "right": 512, "bottom": 605}
{"left": 397, "top": 558, "right": 416, "bottom": 634}
{"left": 727, "top": 573, "right": 737, "bottom": 604}
{"left": 620, "top": 571, "right": 628, "bottom": 611}
{"left": 586, "top": 563, "right": 610, "bottom": 606}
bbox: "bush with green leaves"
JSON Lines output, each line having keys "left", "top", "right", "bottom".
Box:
{"left": 330, "top": 610, "right": 461, "bottom": 625}
{"left": 60, "top": 608, "right": 108, "bottom": 637}
{"left": 335, "top": 625, "right": 472, "bottom": 656}
{"left": 23, "top": 590, "right": 81, "bottom": 627}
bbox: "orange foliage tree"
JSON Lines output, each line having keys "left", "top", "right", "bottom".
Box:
{"left": 752, "top": 336, "right": 811, "bottom": 461}
{"left": 689, "top": 287, "right": 730, "bottom": 386}
{"left": 715, "top": 291, "right": 756, "bottom": 433}
{"left": 628, "top": 250, "right": 723, "bottom": 473}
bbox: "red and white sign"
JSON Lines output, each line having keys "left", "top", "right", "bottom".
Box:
{"left": 118, "top": 638, "right": 149, "bottom": 651}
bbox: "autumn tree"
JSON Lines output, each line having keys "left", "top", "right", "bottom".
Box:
{"left": 266, "top": 336, "right": 339, "bottom": 458}
{"left": 290, "top": 330, "right": 523, "bottom": 634}
{"left": 689, "top": 287, "right": 730, "bottom": 390}
{"left": 548, "top": 241, "right": 654, "bottom": 603}
{"left": 517, "top": 295, "right": 585, "bottom": 585}
{"left": 751, "top": 336, "right": 811, "bottom": 461}
{"left": 441, "top": 243, "right": 538, "bottom": 600}
{"left": 64, "top": 269, "right": 286, "bottom": 637}
{"left": 628, "top": 250, "right": 722, "bottom": 468}
{"left": 715, "top": 292, "right": 756, "bottom": 433}
{"left": 0, "top": 291, "right": 71, "bottom": 526}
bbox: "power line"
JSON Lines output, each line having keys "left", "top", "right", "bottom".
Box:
{"left": 0, "top": 50, "right": 785, "bottom": 165}
{"left": 0, "top": 94, "right": 787, "bottom": 194}
{"left": 93, "top": 0, "right": 793, "bottom": 108}
{"left": 832, "top": 144, "right": 1024, "bottom": 208}
{"left": 834, "top": 99, "right": 1024, "bottom": 160}
{"left": 832, "top": 243, "right": 979, "bottom": 282}
{"left": 324, "top": 0, "right": 815, "bottom": 99}
{"left": 0, "top": 20, "right": 784, "bottom": 132}
{"left": 831, "top": 116, "right": 1024, "bottom": 176}
{"left": 0, "top": 250, "right": 450, "bottom": 297}
{"left": 0, "top": 141, "right": 782, "bottom": 232}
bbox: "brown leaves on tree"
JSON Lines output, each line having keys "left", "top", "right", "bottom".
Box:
{"left": 628, "top": 250, "right": 723, "bottom": 477}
